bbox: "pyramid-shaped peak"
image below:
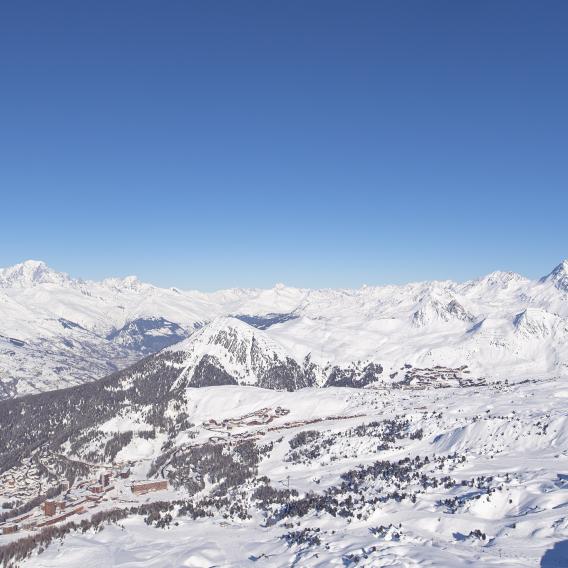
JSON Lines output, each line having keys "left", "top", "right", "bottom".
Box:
{"left": 547, "top": 259, "right": 568, "bottom": 276}
{"left": 540, "top": 260, "right": 568, "bottom": 291}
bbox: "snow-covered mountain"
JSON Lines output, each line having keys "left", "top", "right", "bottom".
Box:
{"left": 166, "top": 317, "right": 312, "bottom": 391}
{"left": 137, "top": 316, "right": 386, "bottom": 391}
{"left": 1, "top": 259, "right": 568, "bottom": 398}
{"left": 1, "top": 260, "right": 568, "bottom": 566}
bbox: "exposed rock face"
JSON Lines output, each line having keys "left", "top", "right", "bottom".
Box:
{"left": 412, "top": 298, "right": 474, "bottom": 327}
{"left": 540, "top": 260, "right": 568, "bottom": 292}
{"left": 446, "top": 299, "right": 474, "bottom": 322}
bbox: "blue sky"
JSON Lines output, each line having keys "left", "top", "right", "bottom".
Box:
{"left": 0, "top": 1, "right": 566, "bottom": 289}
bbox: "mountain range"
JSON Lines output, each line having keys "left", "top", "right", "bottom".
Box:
{"left": 1, "top": 260, "right": 568, "bottom": 567}
{"left": 1, "top": 259, "right": 567, "bottom": 399}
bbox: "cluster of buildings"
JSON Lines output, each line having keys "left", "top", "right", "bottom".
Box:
{"left": 205, "top": 406, "right": 290, "bottom": 430}
{"left": 88, "top": 470, "right": 116, "bottom": 494}
{"left": 1, "top": 466, "right": 168, "bottom": 537}
{"left": 395, "top": 365, "right": 486, "bottom": 389}
{"left": 0, "top": 459, "right": 43, "bottom": 506}
{"left": 37, "top": 500, "right": 88, "bottom": 528}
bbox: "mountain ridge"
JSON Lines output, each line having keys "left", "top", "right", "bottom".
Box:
{"left": 3, "top": 258, "right": 566, "bottom": 293}
{"left": 0, "top": 259, "right": 567, "bottom": 399}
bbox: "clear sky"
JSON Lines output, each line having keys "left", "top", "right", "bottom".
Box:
{"left": 0, "top": 1, "right": 566, "bottom": 289}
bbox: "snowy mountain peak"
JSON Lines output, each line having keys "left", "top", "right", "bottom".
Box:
{"left": 412, "top": 297, "right": 473, "bottom": 327}
{"left": 100, "top": 274, "right": 149, "bottom": 292}
{"left": 171, "top": 316, "right": 290, "bottom": 361}
{"left": 0, "top": 259, "right": 72, "bottom": 288}
{"left": 540, "top": 259, "right": 568, "bottom": 291}
{"left": 169, "top": 316, "right": 312, "bottom": 391}
{"left": 470, "top": 270, "right": 526, "bottom": 290}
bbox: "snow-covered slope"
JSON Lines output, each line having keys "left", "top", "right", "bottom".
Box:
{"left": 1, "top": 359, "right": 567, "bottom": 567}
{"left": 1, "top": 259, "right": 568, "bottom": 398}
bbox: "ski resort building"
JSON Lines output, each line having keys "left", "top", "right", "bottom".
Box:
{"left": 42, "top": 500, "right": 57, "bottom": 516}
{"left": 131, "top": 480, "right": 168, "bottom": 495}
{"left": 2, "top": 524, "right": 18, "bottom": 534}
